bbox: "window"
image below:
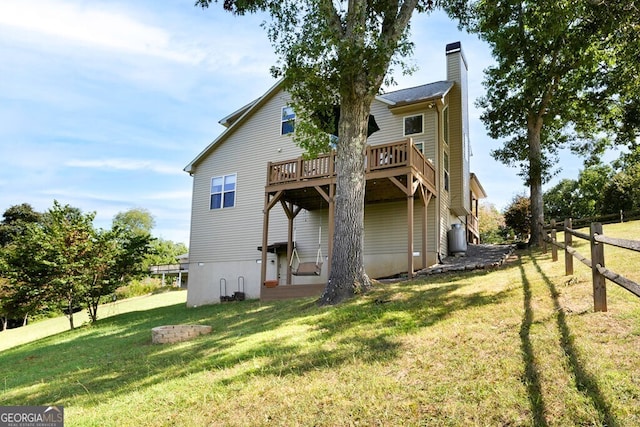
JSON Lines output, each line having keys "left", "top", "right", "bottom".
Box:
{"left": 404, "top": 114, "right": 423, "bottom": 136}
{"left": 281, "top": 106, "right": 295, "bottom": 135}
{"left": 210, "top": 174, "right": 236, "bottom": 210}
{"left": 443, "top": 151, "right": 450, "bottom": 192}
{"left": 414, "top": 141, "right": 424, "bottom": 154}
{"left": 443, "top": 106, "right": 449, "bottom": 145}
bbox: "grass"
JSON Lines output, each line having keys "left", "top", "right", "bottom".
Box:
{"left": 0, "top": 289, "right": 186, "bottom": 353}
{"left": 1, "top": 221, "right": 639, "bottom": 426}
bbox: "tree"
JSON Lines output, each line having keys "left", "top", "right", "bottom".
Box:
{"left": 144, "top": 239, "right": 188, "bottom": 271}
{"left": 478, "top": 202, "right": 507, "bottom": 243}
{"left": 197, "top": 0, "right": 460, "bottom": 304}
{"left": 84, "top": 227, "right": 152, "bottom": 322}
{"left": 601, "top": 164, "right": 640, "bottom": 215}
{"left": 0, "top": 203, "right": 41, "bottom": 247}
{"left": 112, "top": 208, "right": 155, "bottom": 236}
{"left": 464, "top": 0, "right": 635, "bottom": 245}
{"left": 543, "top": 179, "right": 580, "bottom": 220}
{"left": 41, "top": 202, "right": 96, "bottom": 330}
{"left": 0, "top": 219, "right": 55, "bottom": 329}
{"left": 503, "top": 194, "right": 530, "bottom": 242}
{"left": 575, "top": 164, "right": 613, "bottom": 217}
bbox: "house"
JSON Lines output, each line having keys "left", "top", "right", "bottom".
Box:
{"left": 184, "top": 41, "right": 486, "bottom": 307}
{"left": 148, "top": 253, "right": 189, "bottom": 288}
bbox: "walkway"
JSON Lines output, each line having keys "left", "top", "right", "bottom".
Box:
{"left": 417, "top": 244, "right": 516, "bottom": 276}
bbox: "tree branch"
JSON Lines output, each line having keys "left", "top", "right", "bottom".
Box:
{"left": 319, "top": 0, "right": 344, "bottom": 36}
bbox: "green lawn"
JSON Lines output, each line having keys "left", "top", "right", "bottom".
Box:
{"left": 1, "top": 221, "right": 639, "bottom": 426}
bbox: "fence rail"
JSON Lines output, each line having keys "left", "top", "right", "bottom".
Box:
{"left": 539, "top": 218, "right": 640, "bottom": 312}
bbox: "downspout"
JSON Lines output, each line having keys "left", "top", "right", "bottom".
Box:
{"left": 435, "top": 99, "right": 443, "bottom": 262}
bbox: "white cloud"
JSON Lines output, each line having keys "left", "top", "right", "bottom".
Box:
{"left": 144, "top": 190, "right": 192, "bottom": 201}
{"left": 66, "top": 158, "right": 184, "bottom": 176}
{"left": 0, "top": 0, "right": 203, "bottom": 64}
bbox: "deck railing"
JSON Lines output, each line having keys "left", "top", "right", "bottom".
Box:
{"left": 149, "top": 263, "right": 189, "bottom": 274}
{"left": 467, "top": 213, "right": 479, "bottom": 241}
{"left": 267, "top": 139, "right": 436, "bottom": 187}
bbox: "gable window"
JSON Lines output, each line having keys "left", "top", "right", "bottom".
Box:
{"left": 281, "top": 106, "right": 296, "bottom": 135}
{"left": 443, "top": 106, "right": 449, "bottom": 145}
{"left": 443, "top": 151, "right": 450, "bottom": 192}
{"left": 403, "top": 114, "right": 423, "bottom": 136}
{"left": 210, "top": 174, "right": 237, "bottom": 210}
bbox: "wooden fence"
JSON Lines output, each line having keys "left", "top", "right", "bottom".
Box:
{"left": 539, "top": 219, "right": 640, "bottom": 312}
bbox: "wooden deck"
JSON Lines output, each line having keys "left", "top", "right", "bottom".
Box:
{"left": 265, "top": 139, "right": 436, "bottom": 210}
{"left": 260, "top": 138, "right": 439, "bottom": 298}
{"left": 467, "top": 213, "right": 480, "bottom": 243}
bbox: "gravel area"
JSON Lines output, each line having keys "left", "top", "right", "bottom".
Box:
{"left": 417, "top": 244, "right": 516, "bottom": 276}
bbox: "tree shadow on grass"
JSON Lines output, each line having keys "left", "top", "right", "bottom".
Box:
{"left": 517, "top": 255, "right": 549, "bottom": 427}
{"left": 1, "top": 270, "right": 515, "bottom": 409}
{"left": 528, "top": 253, "right": 618, "bottom": 427}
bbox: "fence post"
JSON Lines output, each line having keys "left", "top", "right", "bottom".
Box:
{"left": 590, "top": 222, "right": 607, "bottom": 312}
{"left": 551, "top": 219, "right": 558, "bottom": 262}
{"left": 541, "top": 222, "right": 547, "bottom": 253}
{"left": 564, "top": 218, "right": 573, "bottom": 276}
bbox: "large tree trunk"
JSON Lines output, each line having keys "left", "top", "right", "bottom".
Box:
{"left": 319, "top": 93, "right": 373, "bottom": 305}
{"left": 528, "top": 118, "right": 544, "bottom": 246}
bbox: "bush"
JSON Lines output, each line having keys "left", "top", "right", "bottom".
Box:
{"left": 479, "top": 203, "right": 510, "bottom": 244}
{"left": 115, "top": 277, "right": 165, "bottom": 300}
{"left": 504, "top": 194, "right": 531, "bottom": 241}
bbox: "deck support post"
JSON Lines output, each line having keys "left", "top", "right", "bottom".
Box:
{"left": 280, "top": 201, "right": 302, "bottom": 285}
{"left": 260, "top": 193, "right": 270, "bottom": 298}
{"left": 407, "top": 175, "right": 415, "bottom": 279}
{"left": 420, "top": 186, "right": 431, "bottom": 270}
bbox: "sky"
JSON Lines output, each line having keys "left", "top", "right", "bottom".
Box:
{"left": 0, "top": 0, "right": 588, "bottom": 245}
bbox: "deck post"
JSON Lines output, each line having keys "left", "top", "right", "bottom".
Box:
{"left": 286, "top": 211, "right": 294, "bottom": 285}
{"left": 260, "top": 193, "right": 270, "bottom": 297}
{"left": 407, "top": 175, "right": 414, "bottom": 279}
{"left": 564, "top": 218, "right": 573, "bottom": 276}
{"left": 422, "top": 192, "right": 428, "bottom": 269}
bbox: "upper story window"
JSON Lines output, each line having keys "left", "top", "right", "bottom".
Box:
{"left": 210, "top": 174, "right": 237, "bottom": 210}
{"left": 443, "top": 151, "right": 450, "bottom": 192}
{"left": 281, "top": 106, "right": 296, "bottom": 135}
{"left": 403, "top": 114, "right": 424, "bottom": 136}
{"left": 443, "top": 106, "right": 449, "bottom": 145}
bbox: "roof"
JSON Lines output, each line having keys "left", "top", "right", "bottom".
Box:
{"left": 377, "top": 81, "right": 454, "bottom": 107}
{"left": 470, "top": 173, "right": 488, "bottom": 199}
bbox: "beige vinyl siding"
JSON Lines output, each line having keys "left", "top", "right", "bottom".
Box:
{"left": 364, "top": 202, "right": 406, "bottom": 255}
{"left": 367, "top": 100, "right": 403, "bottom": 146}
{"left": 291, "top": 210, "right": 330, "bottom": 262}
{"left": 438, "top": 98, "right": 451, "bottom": 258}
{"left": 189, "top": 89, "right": 305, "bottom": 265}
{"left": 447, "top": 48, "right": 471, "bottom": 216}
